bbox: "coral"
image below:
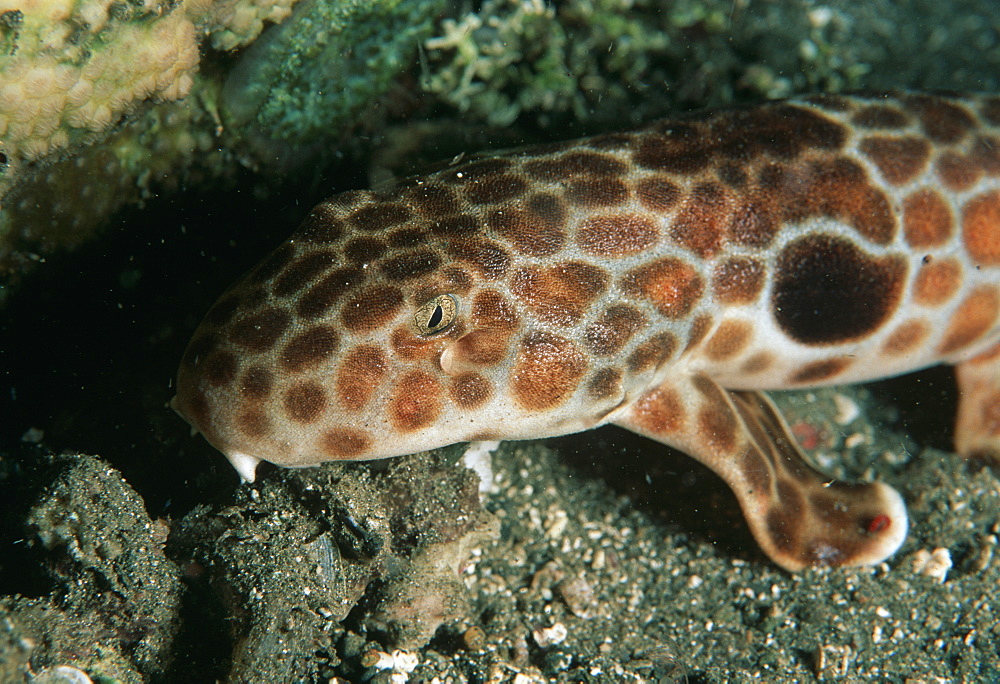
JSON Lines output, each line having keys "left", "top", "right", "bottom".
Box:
{"left": 1, "top": 77, "right": 234, "bottom": 264}
{"left": 0, "top": 0, "right": 199, "bottom": 196}
{"left": 187, "top": 0, "right": 300, "bottom": 52}
{"left": 421, "top": 0, "right": 1000, "bottom": 130}
{"left": 0, "top": 0, "right": 445, "bottom": 287}
{"left": 420, "top": 0, "right": 737, "bottom": 129}
{"left": 221, "top": 0, "right": 447, "bottom": 147}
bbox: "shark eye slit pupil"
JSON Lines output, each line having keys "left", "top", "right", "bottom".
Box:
{"left": 428, "top": 305, "right": 444, "bottom": 329}
{"left": 414, "top": 294, "right": 458, "bottom": 335}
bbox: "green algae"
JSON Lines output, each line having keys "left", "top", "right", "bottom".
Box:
{"left": 421, "top": 0, "right": 1000, "bottom": 132}
{"left": 222, "top": 0, "right": 447, "bottom": 147}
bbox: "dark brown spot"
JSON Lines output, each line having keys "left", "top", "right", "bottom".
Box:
{"left": 881, "top": 320, "right": 929, "bottom": 356}
{"left": 298, "top": 267, "right": 364, "bottom": 319}
{"left": 523, "top": 151, "right": 627, "bottom": 180}
{"left": 971, "top": 136, "right": 1000, "bottom": 176}
{"left": 206, "top": 294, "right": 242, "bottom": 326}
{"left": 440, "top": 266, "right": 473, "bottom": 295}
{"left": 740, "top": 352, "right": 774, "bottom": 375}
{"left": 903, "top": 189, "right": 953, "bottom": 248}
{"left": 765, "top": 509, "right": 797, "bottom": 554}
{"left": 670, "top": 182, "right": 730, "bottom": 258}
{"left": 344, "top": 237, "right": 387, "bottom": 262}
{"left": 634, "top": 127, "right": 710, "bottom": 174}
{"left": 341, "top": 285, "right": 404, "bottom": 332}
{"left": 939, "top": 287, "right": 1000, "bottom": 355}
{"left": 204, "top": 351, "right": 238, "bottom": 386}
{"left": 684, "top": 314, "right": 713, "bottom": 352}
{"left": 789, "top": 358, "right": 851, "bottom": 384}
{"left": 859, "top": 136, "right": 931, "bottom": 185}
{"left": 465, "top": 173, "right": 528, "bottom": 205}
{"left": 796, "top": 158, "right": 896, "bottom": 244}
{"left": 728, "top": 194, "right": 778, "bottom": 248}
{"left": 511, "top": 262, "right": 608, "bottom": 327}
{"left": 913, "top": 258, "right": 962, "bottom": 306}
{"left": 773, "top": 234, "right": 906, "bottom": 345}
{"left": 236, "top": 409, "right": 270, "bottom": 438}
{"left": 406, "top": 183, "right": 459, "bottom": 215}
{"left": 586, "top": 367, "right": 623, "bottom": 401}
{"left": 527, "top": 192, "right": 568, "bottom": 228}
{"left": 380, "top": 251, "right": 441, "bottom": 281}
{"left": 565, "top": 177, "right": 629, "bottom": 207}
{"left": 320, "top": 429, "right": 371, "bottom": 459}
{"left": 736, "top": 443, "right": 772, "bottom": 494}
{"left": 390, "top": 370, "right": 442, "bottom": 431}
{"left": 336, "top": 345, "right": 388, "bottom": 411}
{"left": 281, "top": 324, "right": 339, "bottom": 372}
{"left": 184, "top": 391, "right": 210, "bottom": 430}
{"left": 585, "top": 304, "right": 646, "bottom": 356}
{"left": 713, "top": 257, "right": 765, "bottom": 305}
{"left": 240, "top": 365, "right": 273, "bottom": 399}
{"left": 511, "top": 333, "right": 587, "bottom": 410}
{"left": 241, "top": 287, "right": 267, "bottom": 311}
{"left": 229, "top": 308, "right": 292, "bottom": 352}
{"left": 757, "top": 163, "right": 787, "bottom": 193}
{"left": 284, "top": 380, "right": 327, "bottom": 423}
{"left": 446, "top": 239, "right": 510, "bottom": 280}
{"left": 248, "top": 244, "right": 296, "bottom": 285}
{"left": 638, "top": 104, "right": 846, "bottom": 174}
{"left": 755, "top": 104, "right": 848, "bottom": 153}
{"left": 905, "top": 94, "right": 976, "bottom": 144}
{"left": 472, "top": 290, "right": 519, "bottom": 330}
{"left": 488, "top": 200, "right": 566, "bottom": 257}
{"left": 391, "top": 325, "right": 448, "bottom": 361}
{"left": 963, "top": 190, "right": 1000, "bottom": 265}
{"left": 851, "top": 105, "right": 911, "bottom": 129}
{"left": 626, "top": 333, "right": 677, "bottom": 373}
{"left": 704, "top": 319, "right": 753, "bottom": 361}
{"left": 936, "top": 151, "right": 982, "bottom": 192}
{"left": 586, "top": 133, "right": 634, "bottom": 151}
{"left": 621, "top": 257, "right": 704, "bottom": 319}
{"left": 295, "top": 202, "right": 345, "bottom": 243}
{"left": 387, "top": 228, "right": 427, "bottom": 249}
{"left": 449, "top": 372, "right": 493, "bottom": 408}
{"left": 697, "top": 398, "right": 738, "bottom": 454}
{"left": 636, "top": 176, "right": 681, "bottom": 212}
{"left": 350, "top": 203, "right": 412, "bottom": 231}
{"left": 631, "top": 386, "right": 684, "bottom": 436}
{"left": 447, "top": 157, "right": 512, "bottom": 182}
{"left": 448, "top": 329, "right": 511, "bottom": 366}
{"left": 431, "top": 214, "right": 480, "bottom": 236}
{"left": 717, "top": 162, "right": 749, "bottom": 189}
{"left": 183, "top": 334, "right": 217, "bottom": 367}
{"left": 769, "top": 481, "right": 807, "bottom": 550}
{"left": 577, "top": 214, "right": 659, "bottom": 257}
{"left": 832, "top": 160, "right": 896, "bottom": 245}
{"left": 273, "top": 251, "right": 337, "bottom": 297}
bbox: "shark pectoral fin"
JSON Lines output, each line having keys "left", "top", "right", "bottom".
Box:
{"left": 955, "top": 342, "right": 1000, "bottom": 462}
{"left": 612, "top": 374, "right": 907, "bottom": 572}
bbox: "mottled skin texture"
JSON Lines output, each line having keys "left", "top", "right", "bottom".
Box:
{"left": 174, "top": 93, "right": 1000, "bottom": 572}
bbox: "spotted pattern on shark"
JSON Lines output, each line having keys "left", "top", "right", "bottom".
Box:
{"left": 174, "top": 92, "right": 1000, "bottom": 571}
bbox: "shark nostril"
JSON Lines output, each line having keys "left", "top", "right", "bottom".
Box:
{"left": 439, "top": 345, "right": 457, "bottom": 375}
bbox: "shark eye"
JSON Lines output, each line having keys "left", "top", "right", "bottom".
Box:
{"left": 413, "top": 294, "right": 458, "bottom": 336}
